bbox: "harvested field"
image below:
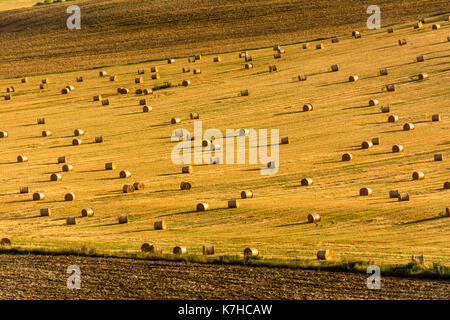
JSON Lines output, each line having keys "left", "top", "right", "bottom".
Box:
{"left": 0, "top": 254, "right": 448, "bottom": 299}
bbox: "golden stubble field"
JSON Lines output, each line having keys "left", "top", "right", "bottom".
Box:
{"left": 0, "top": 15, "right": 449, "bottom": 266}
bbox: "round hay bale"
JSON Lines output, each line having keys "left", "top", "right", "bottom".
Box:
{"left": 40, "top": 84, "right": 48, "bottom": 90}
{"left": 42, "top": 130, "right": 52, "bottom": 137}
{"left": 444, "top": 182, "right": 450, "bottom": 189}
{"left": 139, "top": 99, "right": 147, "bottom": 106}
{"left": 239, "top": 51, "right": 248, "bottom": 58}
{"left": 193, "top": 68, "right": 202, "bottom": 74}
{"left": 317, "top": 249, "right": 331, "bottom": 260}
{"left": 352, "top": 30, "right": 360, "bottom": 36}
{"left": 280, "top": 137, "right": 289, "bottom": 144}
{"left": 386, "top": 84, "right": 395, "bottom": 92}
{"left": 380, "top": 68, "right": 388, "bottom": 76}
{"left": 446, "top": 207, "right": 450, "bottom": 216}
{"left": 369, "top": 99, "right": 379, "bottom": 106}
{"left": 4, "top": 94, "right": 11, "bottom": 100}
{"left": 173, "top": 246, "right": 187, "bottom": 255}
{"left": 151, "top": 66, "right": 159, "bottom": 73}
{"left": 403, "top": 123, "right": 415, "bottom": 131}
{"left": 195, "top": 54, "right": 201, "bottom": 60}
{"left": 316, "top": 43, "right": 324, "bottom": 49}
{"left": 110, "top": 75, "right": 118, "bottom": 81}
{"left": 22, "top": 77, "right": 29, "bottom": 83}
{"left": 99, "top": 71, "right": 108, "bottom": 77}
{"left": 0, "top": 131, "right": 8, "bottom": 138}
{"left": 151, "top": 73, "right": 160, "bottom": 80}
{"left": 213, "top": 56, "right": 221, "bottom": 62}
{"left": 42, "top": 78, "right": 50, "bottom": 84}
{"left": 302, "top": 43, "right": 309, "bottom": 49}
{"left": 74, "top": 129, "right": 84, "bottom": 136}
{"left": 245, "top": 63, "right": 253, "bottom": 69}
{"left": 240, "top": 89, "right": 249, "bottom": 96}
{"left": 40, "top": 208, "right": 51, "bottom": 217}
{"left": 228, "top": 199, "right": 239, "bottom": 208}
{"left": 269, "top": 65, "right": 278, "bottom": 72}
{"left": 57, "top": 156, "right": 66, "bottom": 164}
{"left": 182, "top": 166, "right": 193, "bottom": 174}
{"left": 414, "top": 21, "right": 422, "bottom": 29}
{"left": 432, "top": 24, "right": 440, "bottom": 30}
{"left": 387, "top": 28, "right": 394, "bottom": 33}
{"left": 389, "top": 190, "right": 399, "bottom": 199}
{"left": 342, "top": 153, "right": 352, "bottom": 161}
{"left": 33, "top": 192, "right": 45, "bottom": 200}
{"left": 154, "top": 220, "right": 167, "bottom": 230}
{"left": 182, "top": 67, "right": 191, "bottom": 73}
{"left": 95, "top": 136, "right": 103, "bottom": 143}
{"left": 133, "top": 182, "right": 145, "bottom": 190}
{"left": 102, "top": 99, "right": 110, "bottom": 106}
{"left": 371, "top": 137, "right": 380, "bottom": 145}
{"left": 20, "top": 186, "right": 29, "bottom": 194}
{"left": 93, "top": 95, "right": 101, "bottom": 101}
{"left": 190, "top": 112, "right": 199, "bottom": 120}
{"left": 203, "top": 246, "right": 215, "bottom": 255}
{"left": 331, "top": 64, "right": 339, "bottom": 72}
{"left": 17, "top": 155, "right": 28, "bottom": 162}
{"left": 244, "top": 248, "right": 259, "bottom": 256}
{"left": 308, "top": 213, "right": 321, "bottom": 223}
{"left": 118, "top": 215, "right": 128, "bottom": 224}
{"left": 398, "top": 192, "right": 410, "bottom": 201}
{"left": 0, "top": 238, "right": 11, "bottom": 246}
{"left": 331, "top": 37, "right": 339, "bottom": 43}
{"left": 72, "top": 138, "right": 82, "bottom": 146}
{"left": 119, "top": 88, "right": 129, "bottom": 94}
{"left": 274, "top": 53, "right": 281, "bottom": 59}
{"left": 388, "top": 115, "right": 399, "bottom": 123}
{"left": 412, "top": 255, "right": 424, "bottom": 264}
{"left": 301, "top": 178, "right": 313, "bottom": 186}
{"left": 381, "top": 105, "right": 390, "bottom": 113}
{"left": 197, "top": 203, "right": 209, "bottom": 211}
{"left": 182, "top": 80, "right": 191, "bottom": 86}
{"left": 65, "top": 193, "right": 75, "bottom": 201}
{"left": 245, "top": 56, "right": 253, "bottom": 62}
{"left": 361, "top": 141, "right": 373, "bottom": 149}
{"left": 418, "top": 73, "right": 428, "bottom": 80}
{"left": 37, "top": 118, "right": 45, "bottom": 125}
{"left": 105, "top": 162, "right": 116, "bottom": 170}
{"left": 298, "top": 74, "right": 307, "bottom": 81}
{"left": 416, "top": 55, "right": 424, "bottom": 62}
{"left": 62, "top": 164, "right": 73, "bottom": 172}
{"left": 398, "top": 39, "right": 407, "bottom": 45}
{"left": 202, "top": 139, "right": 211, "bottom": 147}
{"left": 180, "top": 181, "right": 191, "bottom": 190}
{"left": 412, "top": 171, "right": 425, "bottom": 180}
{"left": 135, "top": 77, "right": 144, "bottom": 84}
{"left": 143, "top": 89, "right": 152, "bottom": 95}
{"left": 303, "top": 104, "right": 313, "bottom": 112}
{"left": 434, "top": 153, "right": 443, "bottom": 161}
{"left": 81, "top": 208, "right": 94, "bottom": 217}
{"left": 6, "top": 87, "right": 15, "bottom": 93}
{"left": 120, "top": 170, "right": 131, "bottom": 178}
{"left": 392, "top": 145, "right": 404, "bottom": 153}
{"left": 360, "top": 187, "right": 373, "bottom": 196}
{"left": 241, "top": 190, "right": 253, "bottom": 199}
{"left": 122, "top": 184, "right": 135, "bottom": 193}
{"left": 50, "top": 173, "right": 62, "bottom": 181}
{"left": 141, "top": 243, "right": 151, "bottom": 252}
{"left": 149, "top": 244, "right": 163, "bottom": 253}
{"left": 171, "top": 118, "right": 181, "bottom": 124}
{"left": 138, "top": 69, "right": 145, "bottom": 75}
{"left": 432, "top": 114, "right": 441, "bottom": 122}
{"left": 349, "top": 75, "right": 359, "bottom": 82}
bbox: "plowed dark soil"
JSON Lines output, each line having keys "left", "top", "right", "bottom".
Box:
{"left": 0, "top": 254, "right": 448, "bottom": 299}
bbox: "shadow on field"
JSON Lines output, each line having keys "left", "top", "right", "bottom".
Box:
{"left": 157, "top": 207, "right": 225, "bottom": 218}
{"left": 401, "top": 215, "right": 446, "bottom": 225}
{"left": 276, "top": 221, "right": 309, "bottom": 228}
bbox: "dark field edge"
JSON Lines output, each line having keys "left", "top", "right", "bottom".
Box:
{"left": 1, "top": 246, "right": 449, "bottom": 280}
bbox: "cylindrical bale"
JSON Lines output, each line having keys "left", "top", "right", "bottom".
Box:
{"left": 74, "top": 129, "right": 85, "bottom": 136}
{"left": 360, "top": 187, "right": 373, "bottom": 196}
{"left": 331, "top": 37, "right": 339, "bottom": 43}
{"left": 380, "top": 68, "right": 388, "bottom": 76}
{"left": 66, "top": 217, "right": 77, "bottom": 225}
{"left": 141, "top": 243, "right": 151, "bottom": 252}
{"left": 398, "top": 38, "right": 407, "bottom": 45}
{"left": 182, "top": 80, "right": 191, "bottom": 86}
{"left": 20, "top": 186, "right": 29, "bottom": 194}
{"left": 244, "top": 63, "right": 253, "bottom": 69}
{"left": 228, "top": 199, "right": 239, "bottom": 208}
{"left": 95, "top": 136, "right": 103, "bottom": 143}
{"left": 180, "top": 181, "right": 192, "bottom": 190}
{"left": 245, "top": 56, "right": 253, "bottom": 62}
{"left": 381, "top": 105, "right": 390, "bottom": 113}
{"left": 369, "top": 99, "right": 379, "bottom": 106}
{"left": 349, "top": 75, "right": 359, "bottom": 82}
{"left": 118, "top": 215, "right": 128, "bottom": 224}
{"left": 119, "top": 170, "right": 131, "bottom": 178}
{"left": 444, "top": 182, "right": 450, "bottom": 189}
{"left": 81, "top": 208, "right": 94, "bottom": 217}
{"left": 269, "top": 65, "right": 278, "bottom": 72}
{"left": 316, "top": 43, "right": 324, "bottom": 49}
{"left": 61, "top": 88, "right": 70, "bottom": 94}
{"left": 371, "top": 137, "right": 380, "bottom": 145}
{"left": 182, "top": 166, "right": 193, "bottom": 174}
{"left": 244, "top": 248, "right": 259, "bottom": 256}
{"left": 40, "top": 208, "right": 51, "bottom": 216}
{"left": 403, "top": 123, "right": 415, "bottom": 131}
{"left": 22, "top": 77, "right": 29, "bottom": 83}
{"left": 33, "top": 192, "right": 45, "bottom": 200}
{"left": 301, "top": 178, "right": 313, "bottom": 186}
{"left": 317, "top": 249, "right": 332, "bottom": 260}
{"left": 398, "top": 192, "right": 410, "bottom": 201}
{"left": 105, "top": 162, "right": 116, "bottom": 170}
{"left": 40, "top": 84, "right": 48, "bottom": 89}
{"left": 239, "top": 51, "right": 248, "bottom": 58}
{"left": 203, "top": 246, "right": 215, "bottom": 255}
{"left": 446, "top": 207, "right": 450, "bottom": 216}
{"left": 135, "top": 77, "right": 144, "bottom": 84}
{"left": 17, "top": 155, "right": 28, "bottom": 162}
{"left": 37, "top": 118, "right": 45, "bottom": 124}
{"left": 241, "top": 89, "right": 249, "bottom": 96}
{"left": 432, "top": 24, "right": 440, "bottom": 30}
{"left": 412, "top": 255, "right": 424, "bottom": 264}
{"left": 298, "top": 74, "right": 307, "bottom": 81}
{"left": 213, "top": 56, "right": 221, "bottom": 62}
{"left": 388, "top": 115, "right": 399, "bottom": 123}
{"left": 202, "top": 139, "right": 211, "bottom": 147}
{"left": 432, "top": 114, "right": 441, "bottom": 122}
{"left": 418, "top": 73, "right": 428, "bottom": 80}
{"left": 151, "top": 73, "right": 160, "bottom": 80}
{"left": 280, "top": 137, "right": 289, "bottom": 144}
{"left": 303, "top": 104, "right": 313, "bottom": 112}
{"left": 193, "top": 68, "right": 202, "bottom": 74}
{"left": 342, "top": 153, "right": 352, "bottom": 161}
{"left": 386, "top": 84, "right": 395, "bottom": 92}
{"left": 57, "top": 156, "right": 66, "bottom": 163}
{"left": 139, "top": 99, "right": 147, "bottom": 106}
{"left": 99, "top": 71, "right": 107, "bottom": 77}
{"left": 143, "top": 89, "right": 152, "bottom": 95}
{"left": 4, "top": 93, "right": 11, "bottom": 100}
{"left": 0, "top": 238, "right": 11, "bottom": 246}
{"left": 154, "top": 220, "right": 167, "bottom": 230}
{"left": 133, "top": 182, "right": 145, "bottom": 190}
{"left": 65, "top": 193, "right": 75, "bottom": 201}
{"left": 42, "top": 130, "right": 52, "bottom": 137}
{"left": 389, "top": 190, "right": 399, "bottom": 199}
{"left": 197, "top": 203, "right": 209, "bottom": 211}
{"left": 362, "top": 141, "right": 373, "bottom": 149}
{"left": 387, "top": 28, "right": 394, "bottom": 33}
{"left": 93, "top": 95, "right": 101, "bottom": 101}
{"left": 412, "top": 171, "right": 425, "bottom": 180}
{"left": 434, "top": 154, "right": 443, "bottom": 161}
{"left": 190, "top": 112, "right": 199, "bottom": 120}
{"left": 149, "top": 244, "right": 162, "bottom": 253}
{"left": 50, "top": 173, "right": 62, "bottom": 181}
{"left": 171, "top": 118, "right": 181, "bottom": 124}
{"left": 151, "top": 66, "right": 158, "bottom": 72}
{"left": 308, "top": 213, "right": 321, "bottom": 223}
{"left": 173, "top": 246, "right": 187, "bottom": 255}
{"left": 414, "top": 21, "right": 422, "bottom": 29}
{"left": 331, "top": 64, "right": 339, "bottom": 72}
{"left": 122, "top": 184, "right": 135, "bottom": 193}
{"left": 72, "top": 138, "right": 82, "bottom": 146}
{"left": 62, "top": 164, "right": 73, "bottom": 172}
{"left": 302, "top": 43, "right": 309, "bottom": 49}
{"left": 101, "top": 99, "right": 110, "bottom": 106}
{"left": 392, "top": 145, "right": 404, "bottom": 153}
{"left": 0, "top": 131, "right": 8, "bottom": 138}
{"left": 416, "top": 55, "right": 424, "bottom": 62}
{"left": 110, "top": 75, "right": 118, "bottom": 81}
{"left": 241, "top": 190, "right": 253, "bottom": 199}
